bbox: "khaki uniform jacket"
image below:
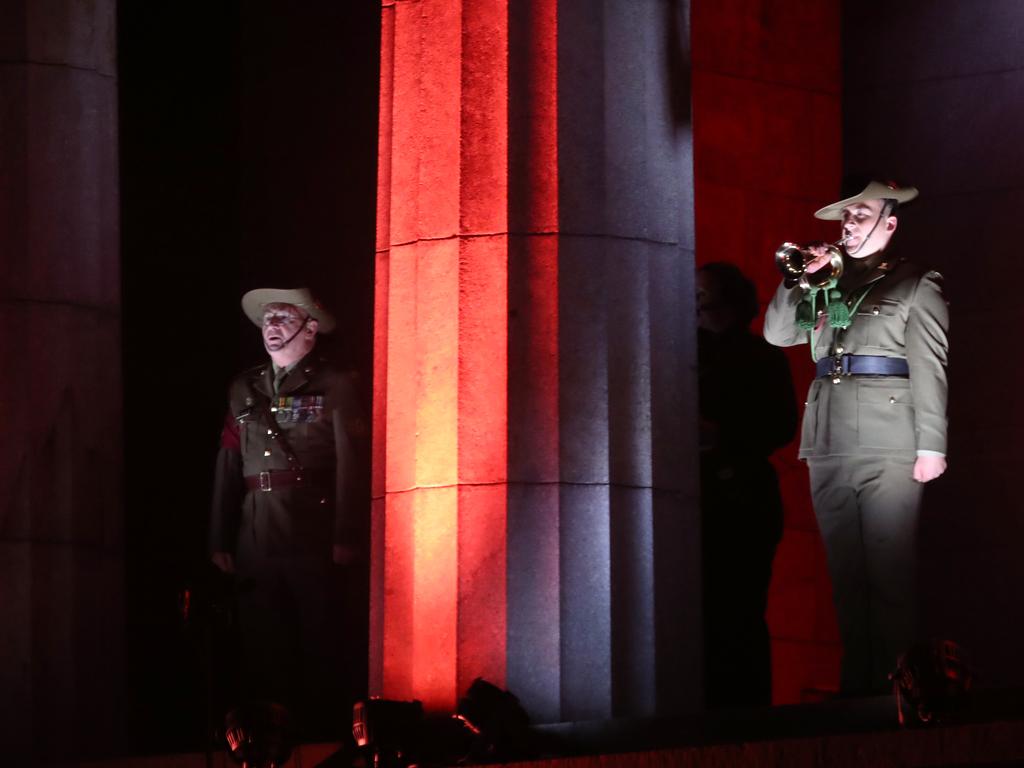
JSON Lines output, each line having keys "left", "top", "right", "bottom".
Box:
{"left": 209, "top": 350, "right": 363, "bottom": 563}
{"left": 764, "top": 258, "right": 949, "bottom": 459}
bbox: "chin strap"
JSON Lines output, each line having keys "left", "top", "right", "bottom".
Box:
{"left": 279, "top": 316, "right": 310, "bottom": 347}
{"left": 845, "top": 199, "right": 893, "bottom": 256}
{"left": 796, "top": 202, "right": 895, "bottom": 362}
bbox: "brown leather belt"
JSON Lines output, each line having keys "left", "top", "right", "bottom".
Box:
{"left": 244, "top": 469, "right": 330, "bottom": 492}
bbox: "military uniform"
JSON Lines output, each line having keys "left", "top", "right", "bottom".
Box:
{"left": 764, "top": 251, "right": 949, "bottom": 694}
{"left": 209, "top": 349, "right": 363, "bottom": 731}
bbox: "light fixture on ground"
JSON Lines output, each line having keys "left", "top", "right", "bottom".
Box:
{"left": 224, "top": 701, "right": 293, "bottom": 768}
{"left": 890, "top": 639, "right": 972, "bottom": 725}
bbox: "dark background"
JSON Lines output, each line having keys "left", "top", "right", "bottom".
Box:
{"left": 118, "top": 1, "right": 380, "bottom": 751}
{"left": 842, "top": 0, "right": 1024, "bottom": 693}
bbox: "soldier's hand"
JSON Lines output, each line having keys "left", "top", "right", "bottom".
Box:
{"left": 803, "top": 243, "right": 832, "bottom": 274}
{"left": 913, "top": 455, "right": 947, "bottom": 483}
{"left": 211, "top": 551, "right": 235, "bottom": 574}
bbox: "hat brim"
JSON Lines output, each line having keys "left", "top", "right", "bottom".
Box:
{"left": 814, "top": 181, "right": 919, "bottom": 220}
{"left": 241, "top": 288, "right": 336, "bottom": 334}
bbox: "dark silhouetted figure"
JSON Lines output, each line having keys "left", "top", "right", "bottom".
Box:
{"left": 697, "top": 262, "right": 797, "bottom": 709}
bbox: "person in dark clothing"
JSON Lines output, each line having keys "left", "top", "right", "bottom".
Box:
{"left": 209, "top": 287, "right": 366, "bottom": 739}
{"left": 698, "top": 262, "right": 797, "bottom": 709}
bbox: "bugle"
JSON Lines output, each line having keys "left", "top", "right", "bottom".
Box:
{"left": 774, "top": 235, "right": 849, "bottom": 290}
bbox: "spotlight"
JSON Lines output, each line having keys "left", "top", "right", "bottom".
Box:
{"left": 224, "top": 701, "right": 294, "bottom": 768}
{"left": 352, "top": 698, "right": 424, "bottom": 768}
{"left": 890, "top": 639, "right": 972, "bottom": 726}
{"left": 351, "top": 682, "right": 533, "bottom": 766}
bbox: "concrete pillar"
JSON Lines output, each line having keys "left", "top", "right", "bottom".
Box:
{"left": 373, "top": 0, "right": 698, "bottom": 723}
{"left": 0, "top": 0, "right": 122, "bottom": 759}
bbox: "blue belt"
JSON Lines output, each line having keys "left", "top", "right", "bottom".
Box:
{"left": 816, "top": 354, "right": 909, "bottom": 378}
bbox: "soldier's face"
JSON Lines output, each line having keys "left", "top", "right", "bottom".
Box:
{"left": 261, "top": 304, "right": 310, "bottom": 352}
{"left": 841, "top": 198, "right": 897, "bottom": 258}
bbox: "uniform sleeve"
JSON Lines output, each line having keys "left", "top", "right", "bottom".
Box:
{"left": 209, "top": 409, "right": 243, "bottom": 553}
{"left": 906, "top": 270, "right": 950, "bottom": 454}
{"left": 763, "top": 280, "right": 808, "bottom": 348}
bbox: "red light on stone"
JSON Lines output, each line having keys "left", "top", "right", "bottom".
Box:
{"left": 374, "top": 0, "right": 521, "bottom": 712}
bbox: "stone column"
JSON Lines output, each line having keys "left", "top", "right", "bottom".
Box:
{"left": 0, "top": 0, "right": 122, "bottom": 759}
{"left": 373, "top": 0, "right": 697, "bottom": 722}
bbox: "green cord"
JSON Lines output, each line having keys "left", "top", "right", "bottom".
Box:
{"left": 804, "top": 283, "right": 877, "bottom": 363}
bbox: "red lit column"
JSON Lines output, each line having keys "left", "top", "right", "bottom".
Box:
{"left": 374, "top": 0, "right": 698, "bottom": 721}
{"left": 0, "top": 0, "right": 122, "bottom": 761}
{"left": 373, "top": 0, "right": 511, "bottom": 713}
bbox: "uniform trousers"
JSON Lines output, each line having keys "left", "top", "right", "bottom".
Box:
{"left": 234, "top": 491, "right": 349, "bottom": 738}
{"left": 808, "top": 455, "right": 922, "bottom": 696}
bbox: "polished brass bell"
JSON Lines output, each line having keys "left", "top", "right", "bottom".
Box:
{"left": 775, "top": 238, "right": 846, "bottom": 291}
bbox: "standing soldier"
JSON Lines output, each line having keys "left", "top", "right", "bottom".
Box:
{"left": 209, "top": 287, "right": 364, "bottom": 737}
{"left": 764, "top": 180, "right": 949, "bottom": 696}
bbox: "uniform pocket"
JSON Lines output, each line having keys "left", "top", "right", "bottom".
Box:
{"left": 854, "top": 298, "right": 903, "bottom": 349}
{"left": 800, "top": 381, "right": 822, "bottom": 451}
{"left": 856, "top": 298, "right": 900, "bottom": 318}
{"left": 857, "top": 380, "right": 915, "bottom": 450}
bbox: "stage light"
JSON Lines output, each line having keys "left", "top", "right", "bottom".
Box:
{"left": 351, "top": 682, "right": 533, "bottom": 766}
{"left": 890, "top": 639, "right": 972, "bottom": 726}
{"left": 224, "top": 701, "right": 293, "bottom": 768}
{"left": 352, "top": 697, "right": 424, "bottom": 768}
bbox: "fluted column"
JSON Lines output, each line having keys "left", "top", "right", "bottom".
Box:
{"left": 0, "top": 0, "right": 122, "bottom": 760}
{"left": 373, "top": 0, "right": 698, "bottom": 722}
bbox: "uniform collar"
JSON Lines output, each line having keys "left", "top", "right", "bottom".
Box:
{"left": 251, "top": 350, "right": 320, "bottom": 397}
{"left": 841, "top": 248, "right": 899, "bottom": 291}
{"left": 274, "top": 349, "right": 320, "bottom": 395}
